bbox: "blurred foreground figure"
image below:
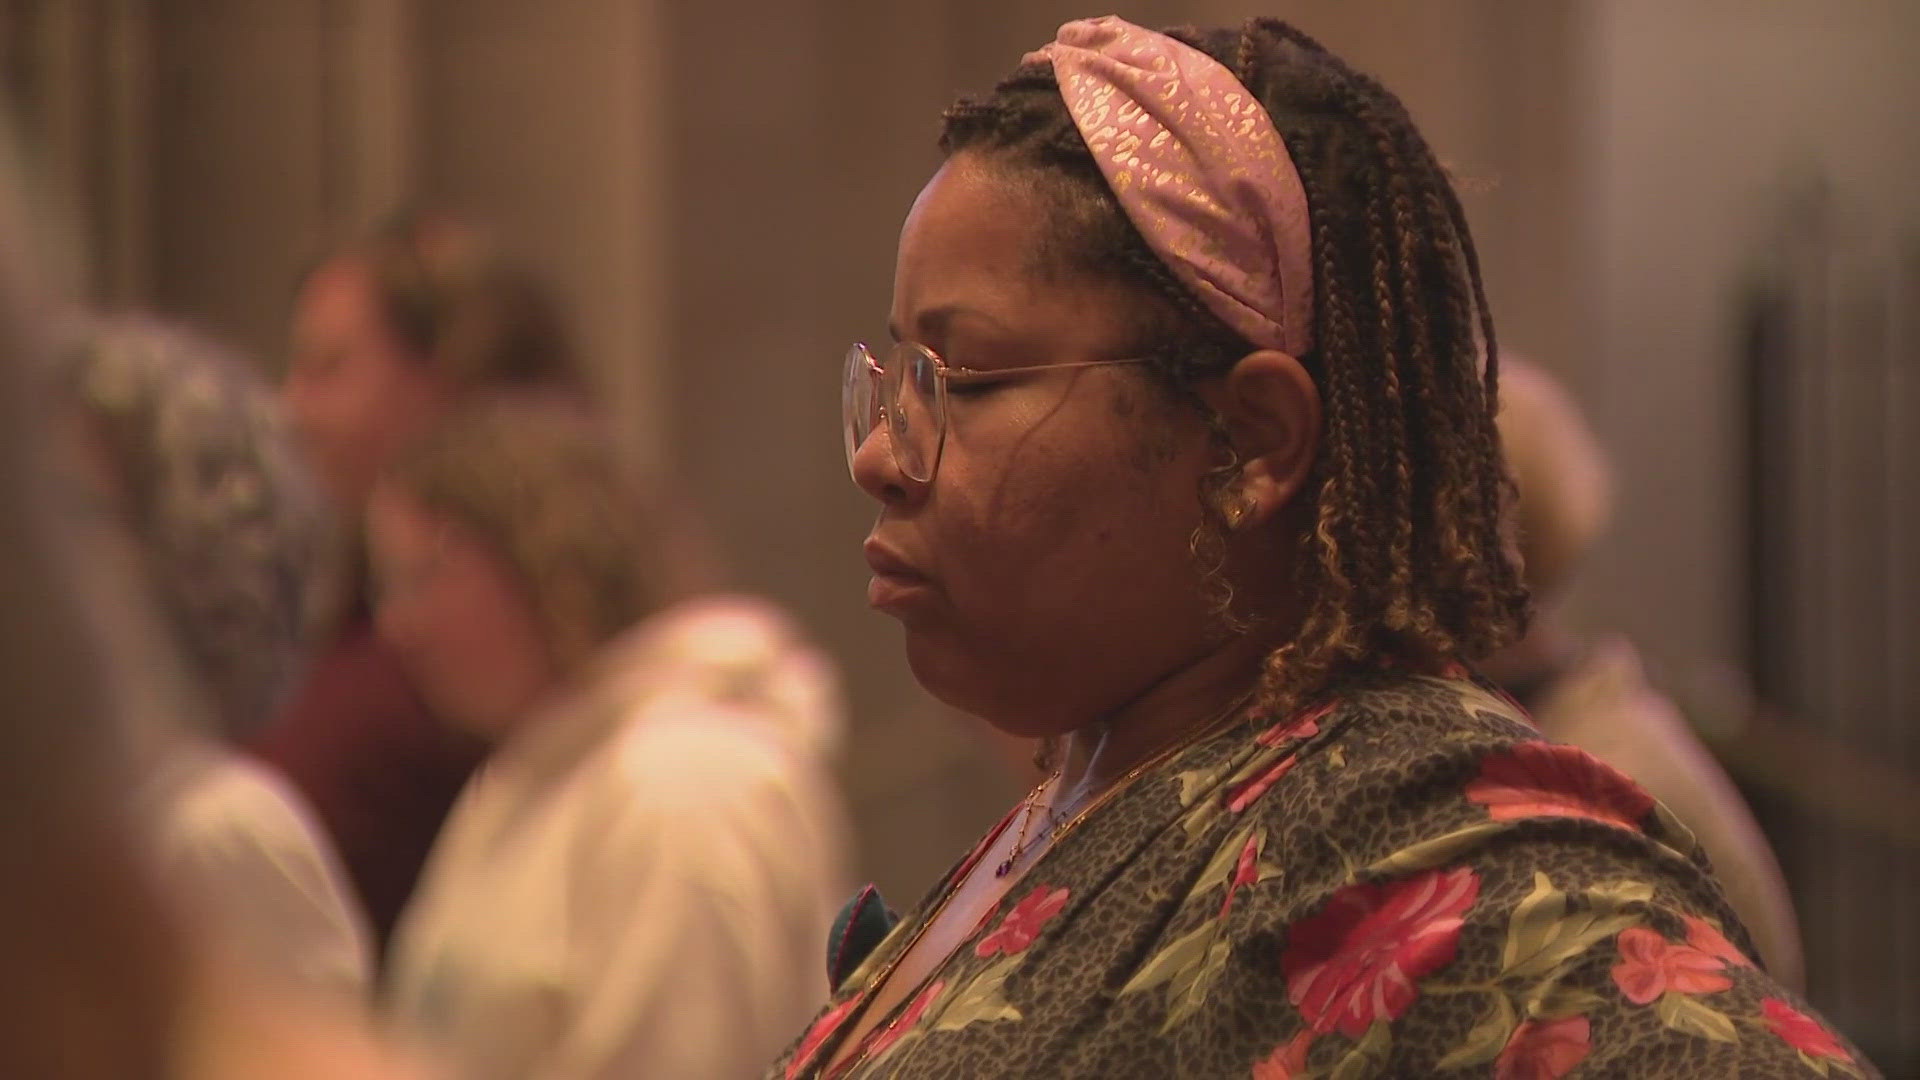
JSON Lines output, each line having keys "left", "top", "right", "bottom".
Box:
{"left": 260, "top": 210, "right": 585, "bottom": 951}
{"left": 0, "top": 127, "right": 428, "bottom": 1080}
{"left": 59, "top": 318, "right": 373, "bottom": 999}
{"left": 1486, "top": 356, "right": 1805, "bottom": 989}
{"left": 371, "top": 395, "right": 848, "bottom": 1079}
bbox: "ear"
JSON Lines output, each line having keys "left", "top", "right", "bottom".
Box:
{"left": 1201, "top": 350, "right": 1321, "bottom": 528}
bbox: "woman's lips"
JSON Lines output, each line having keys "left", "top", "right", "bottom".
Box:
{"left": 864, "top": 539, "right": 934, "bottom": 612}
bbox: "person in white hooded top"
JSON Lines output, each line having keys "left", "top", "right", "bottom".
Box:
{"left": 372, "top": 392, "right": 849, "bottom": 1080}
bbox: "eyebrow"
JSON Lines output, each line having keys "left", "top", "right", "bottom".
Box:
{"left": 886, "top": 303, "right": 1012, "bottom": 345}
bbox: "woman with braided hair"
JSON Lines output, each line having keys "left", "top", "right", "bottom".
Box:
{"left": 774, "top": 16, "right": 1872, "bottom": 1078}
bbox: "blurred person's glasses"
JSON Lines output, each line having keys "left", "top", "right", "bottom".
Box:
{"left": 842, "top": 341, "right": 1150, "bottom": 483}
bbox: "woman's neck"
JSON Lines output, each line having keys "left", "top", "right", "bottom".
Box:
{"left": 1053, "top": 633, "right": 1270, "bottom": 803}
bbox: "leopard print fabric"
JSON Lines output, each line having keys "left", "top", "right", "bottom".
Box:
{"left": 769, "top": 672, "right": 1878, "bottom": 1079}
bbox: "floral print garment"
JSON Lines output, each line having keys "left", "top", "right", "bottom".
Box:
{"left": 770, "top": 672, "right": 1878, "bottom": 1079}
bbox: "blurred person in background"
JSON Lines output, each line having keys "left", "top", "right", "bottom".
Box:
{"left": 370, "top": 393, "right": 848, "bottom": 1080}
{"left": 0, "top": 120, "right": 427, "bottom": 1080}
{"left": 56, "top": 317, "right": 374, "bottom": 1000}
{"left": 259, "top": 209, "right": 586, "bottom": 953}
{"left": 1484, "top": 355, "right": 1805, "bottom": 990}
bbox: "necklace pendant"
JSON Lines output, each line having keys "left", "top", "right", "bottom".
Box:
{"left": 994, "top": 854, "right": 1017, "bottom": 878}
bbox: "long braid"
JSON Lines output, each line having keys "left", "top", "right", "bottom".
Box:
{"left": 1406, "top": 115, "right": 1525, "bottom": 647}
{"left": 1353, "top": 124, "right": 1418, "bottom": 633}
{"left": 1411, "top": 174, "right": 1503, "bottom": 608}
{"left": 1433, "top": 167, "right": 1528, "bottom": 632}
{"left": 1374, "top": 117, "right": 1457, "bottom": 642}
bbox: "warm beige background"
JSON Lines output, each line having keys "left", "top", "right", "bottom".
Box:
{"left": 4, "top": 0, "right": 1915, "bottom": 1063}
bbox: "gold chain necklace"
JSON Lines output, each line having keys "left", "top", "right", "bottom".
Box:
{"left": 993, "top": 688, "right": 1256, "bottom": 879}
{"left": 994, "top": 772, "right": 1057, "bottom": 878}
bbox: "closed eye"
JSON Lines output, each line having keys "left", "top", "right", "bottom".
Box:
{"left": 942, "top": 374, "right": 1003, "bottom": 398}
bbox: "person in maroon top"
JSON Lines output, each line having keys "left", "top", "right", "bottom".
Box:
{"left": 255, "top": 209, "right": 587, "bottom": 952}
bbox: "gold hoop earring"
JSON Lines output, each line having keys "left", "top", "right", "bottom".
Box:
{"left": 1224, "top": 495, "right": 1258, "bottom": 530}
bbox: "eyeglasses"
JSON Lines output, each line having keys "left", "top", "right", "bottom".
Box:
{"left": 842, "top": 341, "right": 1150, "bottom": 483}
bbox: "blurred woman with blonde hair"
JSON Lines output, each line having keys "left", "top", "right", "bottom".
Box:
{"left": 370, "top": 393, "right": 848, "bottom": 1080}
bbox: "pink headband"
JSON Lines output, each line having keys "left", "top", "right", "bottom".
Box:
{"left": 1026, "top": 16, "right": 1314, "bottom": 357}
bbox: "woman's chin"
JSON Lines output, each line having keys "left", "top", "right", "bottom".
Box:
{"left": 901, "top": 640, "right": 1081, "bottom": 741}
{"left": 901, "top": 633, "right": 994, "bottom": 719}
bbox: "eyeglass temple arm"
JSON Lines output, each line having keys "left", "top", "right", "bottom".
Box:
{"left": 943, "top": 356, "right": 1152, "bottom": 379}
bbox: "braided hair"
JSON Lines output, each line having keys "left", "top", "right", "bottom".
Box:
{"left": 941, "top": 18, "right": 1528, "bottom": 718}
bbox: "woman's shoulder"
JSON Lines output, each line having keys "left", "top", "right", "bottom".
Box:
{"left": 1212, "top": 670, "right": 1546, "bottom": 834}
{"left": 158, "top": 750, "right": 337, "bottom": 859}
{"left": 1153, "top": 673, "right": 1875, "bottom": 1076}
{"left": 593, "top": 595, "right": 847, "bottom": 758}
{"left": 572, "top": 665, "right": 847, "bottom": 855}
{"left": 1273, "top": 668, "right": 1603, "bottom": 817}
{"left": 1323, "top": 667, "right": 1538, "bottom": 747}
{"left": 1235, "top": 668, "right": 1707, "bottom": 886}
{"left": 1154, "top": 670, "right": 1561, "bottom": 878}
